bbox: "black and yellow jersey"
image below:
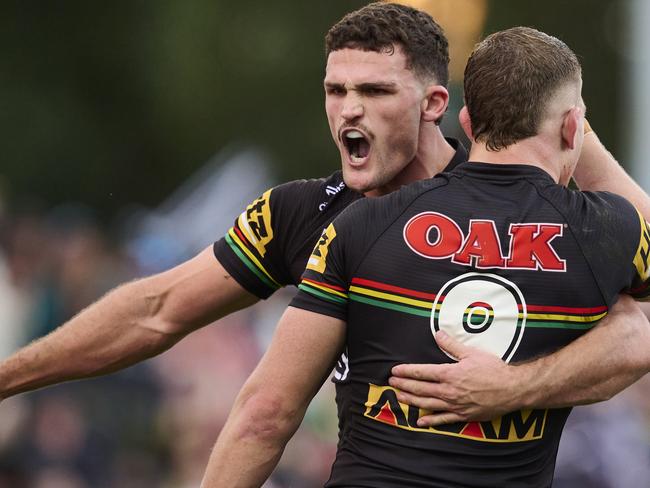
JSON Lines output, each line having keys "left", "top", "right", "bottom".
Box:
{"left": 212, "top": 138, "right": 468, "bottom": 298}
{"left": 291, "top": 162, "right": 650, "bottom": 488}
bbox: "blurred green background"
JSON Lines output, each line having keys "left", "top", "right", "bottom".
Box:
{"left": 0, "top": 0, "right": 629, "bottom": 220}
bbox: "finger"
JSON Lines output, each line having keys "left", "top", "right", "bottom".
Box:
{"left": 388, "top": 376, "right": 446, "bottom": 397}
{"left": 434, "top": 330, "right": 477, "bottom": 360}
{"left": 391, "top": 363, "right": 448, "bottom": 381}
{"left": 393, "top": 390, "right": 453, "bottom": 411}
{"left": 416, "top": 412, "right": 466, "bottom": 427}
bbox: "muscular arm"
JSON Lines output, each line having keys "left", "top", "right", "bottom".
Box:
{"left": 572, "top": 130, "right": 650, "bottom": 218}
{"left": 390, "top": 129, "right": 650, "bottom": 424}
{"left": 0, "top": 246, "right": 258, "bottom": 400}
{"left": 200, "top": 307, "right": 345, "bottom": 488}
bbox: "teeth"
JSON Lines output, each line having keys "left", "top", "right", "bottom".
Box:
{"left": 345, "top": 130, "right": 364, "bottom": 139}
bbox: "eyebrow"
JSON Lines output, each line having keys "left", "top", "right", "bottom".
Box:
{"left": 357, "top": 82, "right": 397, "bottom": 91}
{"left": 324, "top": 81, "right": 398, "bottom": 90}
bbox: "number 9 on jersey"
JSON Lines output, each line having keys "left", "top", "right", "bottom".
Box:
{"left": 432, "top": 273, "right": 527, "bottom": 363}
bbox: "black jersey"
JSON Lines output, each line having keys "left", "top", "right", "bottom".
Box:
{"left": 291, "top": 162, "right": 650, "bottom": 488}
{"left": 212, "top": 138, "right": 468, "bottom": 298}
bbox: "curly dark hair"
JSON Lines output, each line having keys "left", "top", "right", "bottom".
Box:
{"left": 325, "top": 2, "right": 449, "bottom": 86}
{"left": 464, "top": 27, "right": 582, "bottom": 151}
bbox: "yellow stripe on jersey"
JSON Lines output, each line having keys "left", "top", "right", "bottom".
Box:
{"left": 526, "top": 311, "right": 607, "bottom": 323}
{"left": 302, "top": 279, "right": 349, "bottom": 299}
{"left": 349, "top": 285, "right": 433, "bottom": 310}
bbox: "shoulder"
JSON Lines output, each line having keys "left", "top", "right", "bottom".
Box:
{"left": 334, "top": 176, "right": 448, "bottom": 233}
{"left": 270, "top": 170, "right": 360, "bottom": 212}
{"left": 585, "top": 191, "right": 646, "bottom": 241}
{"left": 271, "top": 170, "right": 346, "bottom": 197}
{"left": 234, "top": 170, "right": 355, "bottom": 253}
{"left": 554, "top": 189, "right": 643, "bottom": 259}
{"left": 535, "top": 183, "right": 633, "bottom": 219}
{"left": 551, "top": 188, "right": 638, "bottom": 226}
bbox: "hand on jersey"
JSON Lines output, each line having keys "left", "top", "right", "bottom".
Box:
{"left": 389, "top": 331, "right": 522, "bottom": 426}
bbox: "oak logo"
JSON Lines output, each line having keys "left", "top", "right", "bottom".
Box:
{"left": 307, "top": 223, "right": 337, "bottom": 273}
{"left": 403, "top": 212, "right": 566, "bottom": 272}
{"left": 238, "top": 189, "right": 274, "bottom": 256}
{"left": 364, "top": 384, "right": 547, "bottom": 442}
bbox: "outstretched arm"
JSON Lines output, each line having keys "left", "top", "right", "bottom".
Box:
{"left": 200, "top": 307, "right": 345, "bottom": 488}
{"left": 0, "top": 246, "right": 258, "bottom": 400}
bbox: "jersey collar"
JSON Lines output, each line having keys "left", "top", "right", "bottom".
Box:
{"left": 452, "top": 161, "right": 557, "bottom": 183}
{"left": 442, "top": 137, "right": 469, "bottom": 172}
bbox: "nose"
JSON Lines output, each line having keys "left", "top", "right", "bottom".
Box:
{"left": 341, "top": 93, "right": 364, "bottom": 121}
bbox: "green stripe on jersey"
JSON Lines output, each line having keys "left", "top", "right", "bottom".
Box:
{"left": 225, "top": 234, "right": 279, "bottom": 291}
{"left": 524, "top": 320, "right": 598, "bottom": 330}
{"left": 350, "top": 293, "right": 431, "bottom": 317}
{"left": 299, "top": 283, "right": 348, "bottom": 304}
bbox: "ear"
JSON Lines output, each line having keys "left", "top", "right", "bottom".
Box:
{"left": 561, "top": 106, "right": 582, "bottom": 150}
{"left": 458, "top": 105, "right": 473, "bottom": 140}
{"left": 421, "top": 85, "right": 449, "bottom": 123}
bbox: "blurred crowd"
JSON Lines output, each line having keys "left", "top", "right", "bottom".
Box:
{"left": 0, "top": 196, "right": 337, "bottom": 488}
{"left": 0, "top": 193, "right": 649, "bottom": 488}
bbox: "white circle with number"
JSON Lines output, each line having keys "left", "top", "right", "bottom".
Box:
{"left": 431, "top": 272, "right": 526, "bottom": 363}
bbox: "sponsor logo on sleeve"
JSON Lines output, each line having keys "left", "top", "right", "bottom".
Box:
{"left": 319, "top": 181, "right": 346, "bottom": 211}
{"left": 633, "top": 212, "right": 650, "bottom": 282}
{"left": 238, "top": 189, "right": 274, "bottom": 256}
{"left": 307, "top": 223, "right": 337, "bottom": 273}
{"left": 364, "top": 384, "right": 547, "bottom": 442}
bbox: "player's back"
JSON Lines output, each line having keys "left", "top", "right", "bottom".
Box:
{"left": 294, "top": 162, "right": 650, "bottom": 487}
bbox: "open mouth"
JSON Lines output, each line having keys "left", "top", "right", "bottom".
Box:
{"left": 342, "top": 129, "right": 370, "bottom": 163}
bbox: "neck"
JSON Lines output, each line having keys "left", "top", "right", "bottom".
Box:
{"left": 365, "top": 125, "right": 455, "bottom": 197}
{"left": 468, "top": 135, "right": 563, "bottom": 183}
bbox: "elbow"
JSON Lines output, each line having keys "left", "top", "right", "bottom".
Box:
{"left": 138, "top": 322, "right": 184, "bottom": 354}
{"left": 234, "top": 390, "right": 303, "bottom": 446}
{"left": 623, "top": 308, "right": 650, "bottom": 374}
{"left": 583, "top": 384, "right": 617, "bottom": 404}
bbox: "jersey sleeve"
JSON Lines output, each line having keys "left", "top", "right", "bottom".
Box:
{"left": 213, "top": 181, "right": 306, "bottom": 299}
{"left": 213, "top": 188, "right": 282, "bottom": 298}
{"left": 571, "top": 191, "right": 650, "bottom": 303}
{"left": 291, "top": 222, "right": 349, "bottom": 320}
{"left": 624, "top": 209, "right": 650, "bottom": 300}
{"left": 290, "top": 199, "right": 373, "bottom": 320}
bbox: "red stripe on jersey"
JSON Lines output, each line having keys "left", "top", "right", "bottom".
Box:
{"left": 302, "top": 278, "right": 347, "bottom": 293}
{"left": 234, "top": 226, "right": 251, "bottom": 247}
{"left": 351, "top": 277, "right": 438, "bottom": 301}
{"left": 522, "top": 304, "right": 608, "bottom": 314}
{"left": 629, "top": 282, "right": 649, "bottom": 294}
